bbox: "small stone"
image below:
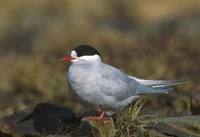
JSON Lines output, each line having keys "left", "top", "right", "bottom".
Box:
{"left": 191, "top": 93, "right": 200, "bottom": 115}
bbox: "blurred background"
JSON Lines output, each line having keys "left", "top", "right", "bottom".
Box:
{"left": 0, "top": 0, "right": 199, "bottom": 118}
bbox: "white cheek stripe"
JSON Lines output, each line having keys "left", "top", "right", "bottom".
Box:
{"left": 71, "top": 50, "right": 78, "bottom": 58}
{"left": 71, "top": 55, "right": 101, "bottom": 62}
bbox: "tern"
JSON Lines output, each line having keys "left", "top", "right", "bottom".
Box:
{"left": 59, "top": 45, "right": 187, "bottom": 119}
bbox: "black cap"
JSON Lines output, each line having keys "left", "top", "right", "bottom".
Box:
{"left": 73, "top": 45, "right": 101, "bottom": 57}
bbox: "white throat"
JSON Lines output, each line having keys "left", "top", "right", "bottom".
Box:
{"left": 71, "top": 55, "right": 101, "bottom": 63}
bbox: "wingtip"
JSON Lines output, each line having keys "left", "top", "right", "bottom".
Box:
{"left": 172, "top": 80, "right": 192, "bottom": 86}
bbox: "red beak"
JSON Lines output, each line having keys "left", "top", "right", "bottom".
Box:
{"left": 57, "top": 55, "right": 74, "bottom": 62}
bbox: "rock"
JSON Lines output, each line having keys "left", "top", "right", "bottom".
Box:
{"left": 0, "top": 130, "right": 13, "bottom": 137}
{"left": 4, "top": 102, "right": 200, "bottom": 137}
{"left": 47, "top": 135, "right": 71, "bottom": 137}
{"left": 191, "top": 93, "right": 200, "bottom": 115}
{"left": 74, "top": 118, "right": 100, "bottom": 137}
{"left": 0, "top": 103, "right": 81, "bottom": 137}
{"left": 0, "top": 103, "right": 116, "bottom": 137}
{"left": 149, "top": 130, "right": 171, "bottom": 137}
{"left": 153, "top": 116, "right": 200, "bottom": 137}
{"left": 0, "top": 92, "right": 21, "bottom": 118}
{"left": 80, "top": 117, "right": 116, "bottom": 137}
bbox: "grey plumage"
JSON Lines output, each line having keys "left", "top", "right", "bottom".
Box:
{"left": 67, "top": 57, "right": 188, "bottom": 110}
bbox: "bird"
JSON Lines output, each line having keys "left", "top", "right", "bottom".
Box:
{"left": 59, "top": 45, "right": 188, "bottom": 119}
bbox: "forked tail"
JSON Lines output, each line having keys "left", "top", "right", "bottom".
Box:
{"left": 130, "top": 77, "right": 190, "bottom": 95}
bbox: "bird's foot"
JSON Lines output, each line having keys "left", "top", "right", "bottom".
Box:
{"left": 91, "top": 110, "right": 105, "bottom": 120}
{"left": 83, "top": 109, "right": 110, "bottom": 123}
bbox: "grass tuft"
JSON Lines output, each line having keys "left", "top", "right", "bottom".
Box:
{"left": 115, "top": 100, "right": 155, "bottom": 137}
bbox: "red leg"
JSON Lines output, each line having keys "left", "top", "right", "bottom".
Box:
{"left": 82, "top": 109, "right": 111, "bottom": 124}
{"left": 99, "top": 110, "right": 105, "bottom": 119}
{"left": 91, "top": 109, "right": 105, "bottom": 120}
{"left": 84, "top": 109, "right": 106, "bottom": 120}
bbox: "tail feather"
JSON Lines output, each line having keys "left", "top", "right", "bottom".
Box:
{"left": 129, "top": 77, "right": 190, "bottom": 95}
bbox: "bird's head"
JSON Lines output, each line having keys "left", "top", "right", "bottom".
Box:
{"left": 58, "top": 45, "right": 101, "bottom": 63}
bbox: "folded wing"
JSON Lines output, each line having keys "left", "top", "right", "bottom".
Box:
{"left": 129, "top": 76, "right": 189, "bottom": 95}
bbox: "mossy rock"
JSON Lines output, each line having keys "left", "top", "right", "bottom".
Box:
{"left": 74, "top": 117, "right": 116, "bottom": 137}
{"left": 153, "top": 116, "right": 200, "bottom": 137}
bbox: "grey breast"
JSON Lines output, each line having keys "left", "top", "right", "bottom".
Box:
{"left": 67, "top": 61, "right": 138, "bottom": 108}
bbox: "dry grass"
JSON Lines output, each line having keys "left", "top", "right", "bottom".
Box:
{"left": 115, "top": 100, "right": 155, "bottom": 137}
